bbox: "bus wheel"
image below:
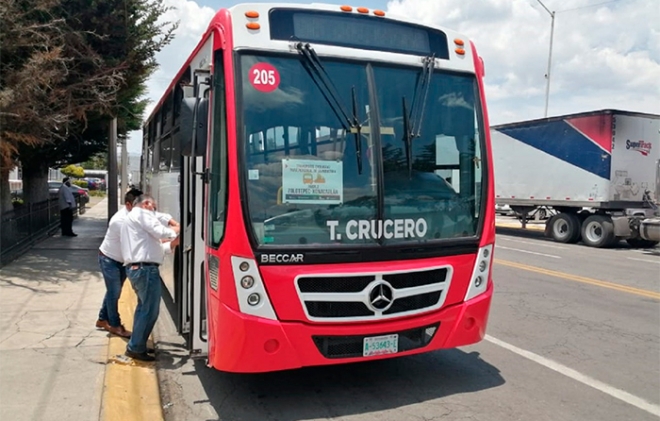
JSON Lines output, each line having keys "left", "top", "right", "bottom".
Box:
{"left": 549, "top": 213, "right": 581, "bottom": 243}
{"left": 581, "top": 215, "right": 616, "bottom": 248}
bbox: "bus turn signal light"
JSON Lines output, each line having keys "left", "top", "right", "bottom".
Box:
{"left": 373, "top": 10, "right": 385, "bottom": 16}
{"left": 245, "top": 10, "right": 259, "bottom": 18}
{"left": 340, "top": 5, "right": 352, "bottom": 12}
{"left": 246, "top": 22, "right": 260, "bottom": 30}
{"left": 454, "top": 38, "right": 465, "bottom": 46}
{"left": 357, "top": 7, "right": 369, "bottom": 13}
{"left": 455, "top": 48, "right": 466, "bottom": 55}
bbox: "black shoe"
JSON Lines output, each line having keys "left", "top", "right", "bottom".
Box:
{"left": 125, "top": 349, "right": 155, "bottom": 362}
{"left": 63, "top": 233, "right": 78, "bottom": 237}
{"left": 147, "top": 347, "right": 155, "bottom": 354}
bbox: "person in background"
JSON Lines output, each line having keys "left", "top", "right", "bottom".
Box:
{"left": 121, "top": 194, "right": 179, "bottom": 361}
{"left": 58, "top": 177, "right": 77, "bottom": 237}
{"left": 96, "top": 188, "right": 179, "bottom": 338}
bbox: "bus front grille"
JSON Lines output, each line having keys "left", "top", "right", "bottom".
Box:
{"left": 296, "top": 266, "right": 452, "bottom": 322}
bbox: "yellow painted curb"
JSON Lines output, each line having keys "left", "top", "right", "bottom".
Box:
{"left": 101, "top": 282, "right": 164, "bottom": 421}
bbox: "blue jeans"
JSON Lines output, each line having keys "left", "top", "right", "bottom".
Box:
{"left": 98, "top": 254, "right": 127, "bottom": 327}
{"left": 126, "top": 265, "right": 162, "bottom": 354}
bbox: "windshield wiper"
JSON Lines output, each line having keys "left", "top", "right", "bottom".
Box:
{"left": 402, "top": 97, "right": 413, "bottom": 178}
{"left": 409, "top": 55, "right": 435, "bottom": 137}
{"left": 401, "top": 55, "right": 435, "bottom": 178}
{"left": 296, "top": 42, "right": 363, "bottom": 174}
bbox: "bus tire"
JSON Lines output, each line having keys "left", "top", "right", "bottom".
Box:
{"left": 549, "top": 213, "right": 581, "bottom": 243}
{"left": 581, "top": 215, "right": 616, "bottom": 248}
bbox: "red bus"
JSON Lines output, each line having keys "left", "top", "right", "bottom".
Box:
{"left": 141, "top": 2, "right": 495, "bottom": 373}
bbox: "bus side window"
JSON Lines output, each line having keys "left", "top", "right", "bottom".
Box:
{"left": 159, "top": 136, "right": 172, "bottom": 172}
{"left": 208, "top": 50, "right": 228, "bottom": 248}
{"left": 170, "top": 135, "right": 181, "bottom": 170}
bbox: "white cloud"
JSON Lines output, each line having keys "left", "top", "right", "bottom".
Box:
{"left": 127, "top": 0, "right": 215, "bottom": 153}
{"left": 387, "top": 0, "right": 660, "bottom": 124}
{"left": 128, "top": 0, "right": 660, "bottom": 154}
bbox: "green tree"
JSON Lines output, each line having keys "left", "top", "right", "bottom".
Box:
{"left": 60, "top": 164, "right": 85, "bottom": 178}
{"left": 81, "top": 152, "right": 108, "bottom": 170}
{"left": 1, "top": 0, "right": 177, "bottom": 209}
{"left": 0, "top": 0, "right": 123, "bottom": 210}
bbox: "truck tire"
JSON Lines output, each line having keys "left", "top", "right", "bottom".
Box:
{"left": 626, "top": 238, "right": 659, "bottom": 249}
{"left": 549, "top": 213, "right": 581, "bottom": 243}
{"left": 581, "top": 215, "right": 616, "bottom": 248}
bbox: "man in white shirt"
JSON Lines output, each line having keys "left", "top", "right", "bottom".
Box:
{"left": 58, "top": 177, "right": 77, "bottom": 236}
{"left": 95, "top": 188, "right": 179, "bottom": 339}
{"left": 121, "top": 194, "right": 179, "bottom": 361}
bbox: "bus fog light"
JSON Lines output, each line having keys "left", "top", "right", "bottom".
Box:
{"left": 241, "top": 275, "right": 255, "bottom": 289}
{"left": 474, "top": 276, "right": 483, "bottom": 288}
{"left": 247, "top": 293, "right": 261, "bottom": 306}
{"left": 239, "top": 261, "right": 250, "bottom": 272}
{"left": 478, "top": 260, "right": 487, "bottom": 272}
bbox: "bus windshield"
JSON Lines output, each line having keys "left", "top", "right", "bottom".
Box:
{"left": 239, "top": 52, "right": 485, "bottom": 248}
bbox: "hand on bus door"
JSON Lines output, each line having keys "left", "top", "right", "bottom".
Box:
{"left": 170, "top": 236, "right": 180, "bottom": 250}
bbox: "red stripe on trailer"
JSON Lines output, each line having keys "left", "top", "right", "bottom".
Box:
{"left": 565, "top": 114, "right": 613, "bottom": 153}
{"left": 546, "top": 197, "right": 551, "bottom": 199}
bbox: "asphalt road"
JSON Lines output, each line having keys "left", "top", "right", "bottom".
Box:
{"left": 154, "top": 228, "right": 660, "bottom": 421}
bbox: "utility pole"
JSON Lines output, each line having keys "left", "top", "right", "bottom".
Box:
{"left": 536, "top": 0, "right": 555, "bottom": 118}
{"left": 107, "top": 118, "right": 118, "bottom": 221}
{"left": 120, "top": 138, "right": 128, "bottom": 196}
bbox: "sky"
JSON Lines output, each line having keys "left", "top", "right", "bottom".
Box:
{"left": 126, "top": 0, "right": 660, "bottom": 153}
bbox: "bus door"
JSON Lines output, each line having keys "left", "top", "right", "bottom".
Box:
{"left": 179, "top": 155, "right": 208, "bottom": 357}
{"left": 177, "top": 87, "right": 210, "bottom": 357}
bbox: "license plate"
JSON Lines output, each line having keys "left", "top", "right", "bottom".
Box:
{"left": 363, "top": 334, "right": 398, "bottom": 357}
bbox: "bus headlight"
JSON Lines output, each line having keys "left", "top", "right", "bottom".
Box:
{"left": 231, "top": 256, "right": 277, "bottom": 320}
{"left": 474, "top": 276, "right": 484, "bottom": 287}
{"left": 241, "top": 276, "right": 255, "bottom": 289}
{"left": 247, "top": 293, "right": 261, "bottom": 306}
{"left": 464, "top": 244, "right": 493, "bottom": 301}
{"left": 478, "top": 260, "right": 487, "bottom": 272}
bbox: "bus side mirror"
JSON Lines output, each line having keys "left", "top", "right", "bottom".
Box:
{"left": 179, "top": 97, "right": 209, "bottom": 157}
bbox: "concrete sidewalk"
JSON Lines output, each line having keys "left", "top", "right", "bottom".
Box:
{"left": 0, "top": 199, "right": 162, "bottom": 421}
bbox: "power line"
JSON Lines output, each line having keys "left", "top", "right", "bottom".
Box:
{"left": 557, "top": 0, "right": 624, "bottom": 14}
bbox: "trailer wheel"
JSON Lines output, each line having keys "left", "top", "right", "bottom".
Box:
{"left": 581, "top": 215, "right": 616, "bottom": 248}
{"left": 626, "top": 238, "right": 659, "bottom": 249}
{"left": 549, "top": 213, "right": 581, "bottom": 243}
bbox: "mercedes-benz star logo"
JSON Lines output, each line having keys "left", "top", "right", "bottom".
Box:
{"left": 369, "top": 282, "right": 394, "bottom": 311}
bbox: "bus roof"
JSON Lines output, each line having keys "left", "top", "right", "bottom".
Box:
{"left": 143, "top": 3, "right": 479, "bottom": 128}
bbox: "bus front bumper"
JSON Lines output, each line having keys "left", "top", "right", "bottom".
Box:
{"left": 209, "top": 283, "right": 492, "bottom": 373}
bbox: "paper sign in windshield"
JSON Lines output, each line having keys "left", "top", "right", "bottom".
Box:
{"left": 249, "top": 63, "right": 280, "bottom": 92}
{"left": 282, "top": 159, "right": 343, "bottom": 204}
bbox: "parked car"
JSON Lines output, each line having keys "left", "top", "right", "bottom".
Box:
{"left": 495, "top": 203, "right": 513, "bottom": 216}
{"left": 83, "top": 177, "right": 105, "bottom": 191}
{"left": 48, "top": 181, "right": 90, "bottom": 205}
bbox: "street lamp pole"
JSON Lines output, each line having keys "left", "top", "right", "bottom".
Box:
{"left": 536, "top": 0, "right": 555, "bottom": 118}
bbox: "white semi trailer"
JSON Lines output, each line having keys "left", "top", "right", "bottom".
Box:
{"left": 491, "top": 109, "right": 660, "bottom": 248}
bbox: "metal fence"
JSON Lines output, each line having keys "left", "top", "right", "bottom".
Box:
{"left": 0, "top": 198, "right": 78, "bottom": 267}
